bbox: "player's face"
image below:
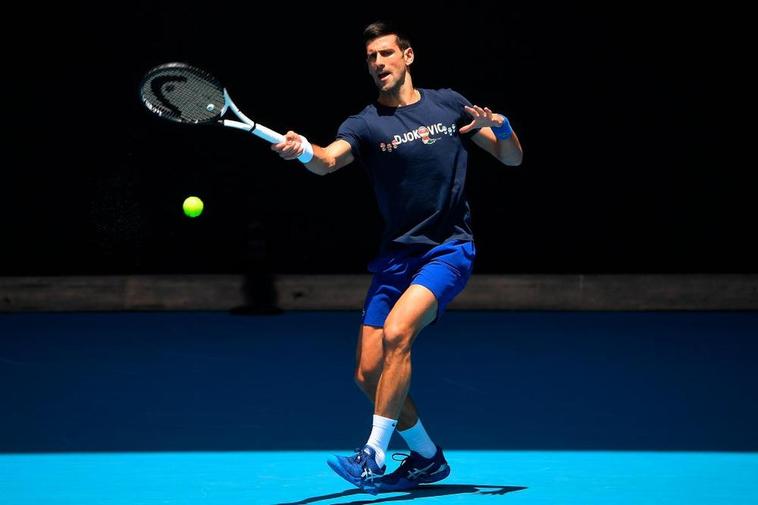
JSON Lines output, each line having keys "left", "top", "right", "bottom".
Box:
{"left": 366, "top": 35, "right": 413, "bottom": 93}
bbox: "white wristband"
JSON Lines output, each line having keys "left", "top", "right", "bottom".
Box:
{"left": 297, "top": 135, "right": 314, "bottom": 164}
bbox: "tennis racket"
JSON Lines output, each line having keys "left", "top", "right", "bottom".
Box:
{"left": 139, "top": 62, "right": 313, "bottom": 163}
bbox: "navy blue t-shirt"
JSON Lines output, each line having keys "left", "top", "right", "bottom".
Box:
{"left": 337, "top": 88, "right": 475, "bottom": 254}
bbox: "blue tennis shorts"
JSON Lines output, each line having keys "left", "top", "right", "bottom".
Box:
{"left": 361, "top": 239, "right": 476, "bottom": 327}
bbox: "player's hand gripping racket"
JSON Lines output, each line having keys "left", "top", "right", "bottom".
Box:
{"left": 139, "top": 62, "right": 313, "bottom": 163}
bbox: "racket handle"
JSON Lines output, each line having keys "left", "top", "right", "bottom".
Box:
{"left": 253, "top": 125, "right": 313, "bottom": 163}
{"left": 250, "top": 122, "right": 285, "bottom": 144}
{"left": 222, "top": 120, "right": 313, "bottom": 163}
{"left": 223, "top": 92, "right": 312, "bottom": 162}
{"left": 297, "top": 136, "right": 314, "bottom": 164}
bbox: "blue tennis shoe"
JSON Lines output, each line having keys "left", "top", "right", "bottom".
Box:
{"left": 326, "top": 445, "right": 386, "bottom": 495}
{"left": 375, "top": 445, "right": 450, "bottom": 492}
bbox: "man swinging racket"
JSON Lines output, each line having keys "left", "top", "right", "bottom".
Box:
{"left": 271, "top": 20, "right": 523, "bottom": 494}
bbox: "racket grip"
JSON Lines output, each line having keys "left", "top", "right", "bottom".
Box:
{"left": 250, "top": 123, "right": 285, "bottom": 144}
{"left": 298, "top": 136, "right": 314, "bottom": 164}
{"left": 252, "top": 125, "right": 312, "bottom": 164}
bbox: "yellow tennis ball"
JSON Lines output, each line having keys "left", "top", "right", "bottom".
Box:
{"left": 182, "top": 196, "right": 204, "bottom": 218}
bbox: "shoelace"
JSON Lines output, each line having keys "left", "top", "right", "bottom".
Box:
{"left": 391, "top": 451, "right": 413, "bottom": 472}
{"left": 352, "top": 447, "right": 373, "bottom": 467}
{"left": 351, "top": 448, "right": 364, "bottom": 463}
{"left": 353, "top": 448, "right": 380, "bottom": 481}
{"left": 391, "top": 452, "right": 411, "bottom": 462}
{"left": 390, "top": 451, "right": 439, "bottom": 481}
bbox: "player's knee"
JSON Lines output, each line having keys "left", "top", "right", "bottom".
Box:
{"left": 382, "top": 321, "right": 414, "bottom": 355}
{"left": 354, "top": 366, "right": 380, "bottom": 393}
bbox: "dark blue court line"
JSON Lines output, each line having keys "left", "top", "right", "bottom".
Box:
{"left": 1, "top": 311, "right": 757, "bottom": 452}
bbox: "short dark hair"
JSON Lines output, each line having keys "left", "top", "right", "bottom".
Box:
{"left": 362, "top": 21, "right": 411, "bottom": 51}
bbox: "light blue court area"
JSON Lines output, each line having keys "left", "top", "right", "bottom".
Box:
{"left": 2, "top": 450, "right": 757, "bottom": 504}
{"left": 3, "top": 311, "right": 758, "bottom": 503}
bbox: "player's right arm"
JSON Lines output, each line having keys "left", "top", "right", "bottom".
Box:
{"left": 271, "top": 132, "right": 354, "bottom": 176}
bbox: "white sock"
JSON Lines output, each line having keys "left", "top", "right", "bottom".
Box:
{"left": 398, "top": 419, "right": 437, "bottom": 458}
{"left": 365, "top": 415, "right": 397, "bottom": 467}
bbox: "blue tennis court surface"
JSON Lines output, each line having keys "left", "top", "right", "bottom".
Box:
{"left": 2, "top": 450, "right": 757, "bottom": 504}
{"left": 2, "top": 311, "right": 757, "bottom": 503}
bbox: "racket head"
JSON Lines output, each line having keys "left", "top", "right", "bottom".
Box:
{"left": 139, "top": 62, "right": 226, "bottom": 124}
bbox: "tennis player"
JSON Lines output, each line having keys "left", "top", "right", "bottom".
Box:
{"left": 271, "top": 21, "right": 523, "bottom": 494}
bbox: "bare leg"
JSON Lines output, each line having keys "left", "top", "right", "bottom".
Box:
{"left": 374, "top": 285, "right": 437, "bottom": 421}
{"left": 355, "top": 325, "right": 420, "bottom": 430}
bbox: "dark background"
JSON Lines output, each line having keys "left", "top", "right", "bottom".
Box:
{"left": 2, "top": 4, "right": 756, "bottom": 457}
{"left": 5, "top": 3, "right": 750, "bottom": 275}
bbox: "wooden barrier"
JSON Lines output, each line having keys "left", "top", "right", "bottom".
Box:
{"left": 1, "top": 274, "right": 757, "bottom": 311}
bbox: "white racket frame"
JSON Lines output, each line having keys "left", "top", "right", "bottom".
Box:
{"left": 220, "top": 90, "right": 313, "bottom": 163}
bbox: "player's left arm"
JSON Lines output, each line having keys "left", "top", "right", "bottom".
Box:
{"left": 460, "top": 105, "right": 523, "bottom": 166}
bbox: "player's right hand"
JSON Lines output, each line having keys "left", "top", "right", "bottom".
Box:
{"left": 271, "top": 131, "right": 306, "bottom": 161}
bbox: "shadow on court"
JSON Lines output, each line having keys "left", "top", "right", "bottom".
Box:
{"left": 275, "top": 484, "right": 527, "bottom": 505}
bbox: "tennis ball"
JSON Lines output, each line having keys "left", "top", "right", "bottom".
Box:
{"left": 182, "top": 196, "right": 204, "bottom": 218}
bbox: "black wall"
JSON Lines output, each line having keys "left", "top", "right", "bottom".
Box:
{"left": 5, "top": 3, "right": 750, "bottom": 275}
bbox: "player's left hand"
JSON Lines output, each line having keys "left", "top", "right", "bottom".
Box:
{"left": 459, "top": 106, "right": 503, "bottom": 134}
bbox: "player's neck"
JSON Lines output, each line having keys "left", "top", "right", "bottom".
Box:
{"left": 378, "top": 80, "right": 420, "bottom": 108}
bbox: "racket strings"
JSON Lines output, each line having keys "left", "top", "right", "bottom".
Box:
{"left": 140, "top": 64, "right": 225, "bottom": 124}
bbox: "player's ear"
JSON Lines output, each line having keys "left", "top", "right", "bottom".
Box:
{"left": 404, "top": 47, "right": 414, "bottom": 65}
